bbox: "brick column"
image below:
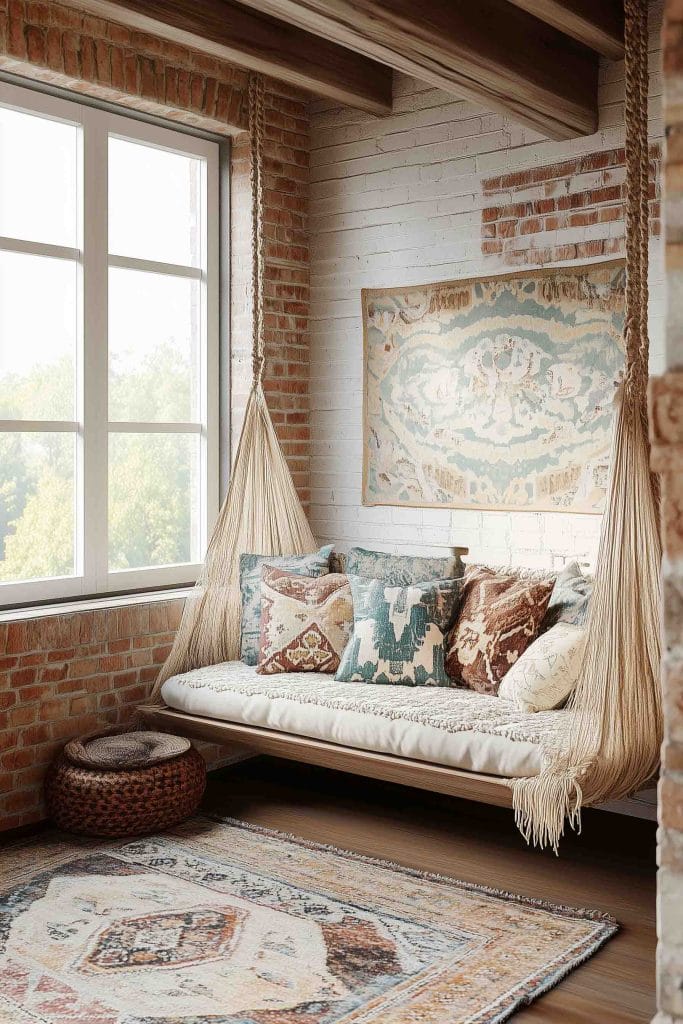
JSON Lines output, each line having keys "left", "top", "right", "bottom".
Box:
{"left": 651, "top": 3, "right": 683, "bottom": 1021}
{"left": 651, "top": 374, "right": 683, "bottom": 1024}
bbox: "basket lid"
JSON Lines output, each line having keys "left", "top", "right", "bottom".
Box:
{"left": 64, "top": 731, "right": 191, "bottom": 769}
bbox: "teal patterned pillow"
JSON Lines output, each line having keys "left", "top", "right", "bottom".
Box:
{"left": 345, "top": 546, "right": 464, "bottom": 586}
{"left": 543, "top": 561, "right": 593, "bottom": 630}
{"left": 335, "top": 576, "right": 463, "bottom": 686}
{"left": 239, "top": 545, "right": 333, "bottom": 665}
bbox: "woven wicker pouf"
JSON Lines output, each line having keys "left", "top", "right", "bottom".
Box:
{"left": 44, "top": 729, "right": 206, "bottom": 837}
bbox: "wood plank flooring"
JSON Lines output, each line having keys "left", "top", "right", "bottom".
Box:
{"left": 204, "top": 756, "right": 657, "bottom": 1024}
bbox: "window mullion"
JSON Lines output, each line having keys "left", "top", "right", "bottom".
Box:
{"left": 0, "top": 236, "right": 80, "bottom": 261}
{"left": 82, "top": 110, "right": 109, "bottom": 596}
{"left": 107, "top": 421, "right": 202, "bottom": 434}
{"left": 107, "top": 253, "right": 202, "bottom": 280}
{"left": 0, "top": 420, "right": 78, "bottom": 432}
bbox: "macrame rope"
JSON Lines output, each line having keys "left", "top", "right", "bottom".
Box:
{"left": 512, "top": 0, "right": 662, "bottom": 850}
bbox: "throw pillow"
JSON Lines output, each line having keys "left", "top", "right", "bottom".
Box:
{"left": 239, "top": 544, "right": 333, "bottom": 665}
{"left": 345, "top": 546, "right": 464, "bottom": 585}
{"left": 543, "top": 561, "right": 593, "bottom": 630}
{"left": 335, "top": 576, "right": 463, "bottom": 686}
{"left": 258, "top": 568, "right": 354, "bottom": 675}
{"left": 498, "top": 622, "right": 587, "bottom": 712}
{"left": 445, "top": 568, "right": 554, "bottom": 695}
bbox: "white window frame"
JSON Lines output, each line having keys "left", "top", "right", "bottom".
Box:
{"left": 0, "top": 81, "right": 220, "bottom": 607}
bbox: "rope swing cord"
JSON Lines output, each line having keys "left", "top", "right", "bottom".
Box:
{"left": 151, "top": 73, "right": 316, "bottom": 700}
{"left": 512, "top": 0, "right": 663, "bottom": 850}
{"left": 250, "top": 72, "right": 266, "bottom": 389}
{"left": 624, "top": 0, "right": 650, "bottom": 420}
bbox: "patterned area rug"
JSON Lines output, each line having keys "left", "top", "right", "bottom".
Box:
{"left": 0, "top": 816, "right": 617, "bottom": 1024}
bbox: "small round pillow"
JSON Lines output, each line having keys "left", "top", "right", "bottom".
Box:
{"left": 64, "top": 730, "right": 190, "bottom": 770}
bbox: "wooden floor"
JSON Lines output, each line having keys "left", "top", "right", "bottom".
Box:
{"left": 204, "top": 756, "right": 657, "bottom": 1024}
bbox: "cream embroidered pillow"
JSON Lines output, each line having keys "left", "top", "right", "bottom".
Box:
{"left": 498, "top": 622, "right": 586, "bottom": 712}
{"left": 258, "top": 568, "right": 354, "bottom": 675}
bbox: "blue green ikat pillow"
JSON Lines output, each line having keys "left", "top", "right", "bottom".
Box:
{"left": 335, "top": 575, "right": 464, "bottom": 686}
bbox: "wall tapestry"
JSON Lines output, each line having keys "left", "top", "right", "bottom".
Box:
{"left": 362, "top": 260, "right": 625, "bottom": 514}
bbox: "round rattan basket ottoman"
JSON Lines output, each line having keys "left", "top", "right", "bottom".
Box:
{"left": 44, "top": 728, "right": 206, "bottom": 837}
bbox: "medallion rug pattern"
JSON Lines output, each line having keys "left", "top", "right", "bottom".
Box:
{"left": 0, "top": 817, "right": 616, "bottom": 1023}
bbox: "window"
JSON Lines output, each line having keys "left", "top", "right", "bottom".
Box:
{"left": 0, "top": 82, "right": 219, "bottom": 606}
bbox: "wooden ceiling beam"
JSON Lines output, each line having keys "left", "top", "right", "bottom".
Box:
{"left": 232, "top": 0, "right": 599, "bottom": 140}
{"left": 504, "top": 0, "right": 624, "bottom": 61}
{"left": 73, "top": 0, "right": 393, "bottom": 116}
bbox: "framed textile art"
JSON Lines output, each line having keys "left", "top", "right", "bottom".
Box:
{"left": 362, "top": 260, "right": 625, "bottom": 513}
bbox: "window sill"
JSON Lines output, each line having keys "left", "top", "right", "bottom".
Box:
{"left": 0, "top": 587, "right": 193, "bottom": 624}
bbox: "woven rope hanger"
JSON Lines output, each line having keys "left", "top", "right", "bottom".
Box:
{"left": 152, "top": 74, "right": 316, "bottom": 699}
{"left": 512, "top": 0, "right": 663, "bottom": 849}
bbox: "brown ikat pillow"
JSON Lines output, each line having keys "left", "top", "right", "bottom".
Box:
{"left": 445, "top": 567, "right": 554, "bottom": 694}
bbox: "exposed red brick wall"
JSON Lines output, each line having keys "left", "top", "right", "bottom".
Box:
{"left": 0, "top": 2, "right": 311, "bottom": 831}
{"left": 482, "top": 145, "right": 661, "bottom": 266}
{"left": 0, "top": 600, "right": 235, "bottom": 831}
{"left": 0, "top": 0, "right": 248, "bottom": 132}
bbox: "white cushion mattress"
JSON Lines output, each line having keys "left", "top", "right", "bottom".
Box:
{"left": 162, "top": 662, "right": 570, "bottom": 780}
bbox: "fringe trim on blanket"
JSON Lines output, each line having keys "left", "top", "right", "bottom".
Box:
{"left": 509, "top": 762, "right": 586, "bottom": 853}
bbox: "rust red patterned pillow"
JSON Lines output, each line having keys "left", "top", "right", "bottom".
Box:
{"left": 258, "top": 568, "right": 354, "bottom": 675}
{"left": 445, "top": 568, "right": 554, "bottom": 694}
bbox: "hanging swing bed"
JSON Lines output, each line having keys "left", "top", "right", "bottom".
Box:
{"left": 141, "top": 0, "right": 662, "bottom": 850}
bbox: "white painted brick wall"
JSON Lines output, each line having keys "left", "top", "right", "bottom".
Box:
{"left": 309, "top": 1, "right": 665, "bottom": 570}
